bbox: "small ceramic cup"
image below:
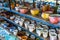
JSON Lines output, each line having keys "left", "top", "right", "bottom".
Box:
{"left": 36, "top": 28, "right": 43, "bottom": 36}
{"left": 49, "top": 29, "right": 56, "bottom": 36}
{"left": 43, "top": 29, "right": 48, "bottom": 38}
{"left": 28, "top": 24, "right": 35, "bottom": 32}
{"left": 50, "top": 33, "right": 57, "bottom": 40}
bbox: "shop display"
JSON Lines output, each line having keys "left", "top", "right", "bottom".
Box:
{"left": 0, "top": 17, "right": 43, "bottom": 40}
{"left": 0, "top": 19, "right": 19, "bottom": 40}
{"left": 0, "top": 11, "right": 60, "bottom": 40}
{"left": 0, "top": 0, "right": 60, "bottom": 40}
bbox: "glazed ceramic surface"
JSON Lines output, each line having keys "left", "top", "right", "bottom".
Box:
{"left": 49, "top": 14, "right": 60, "bottom": 24}
{"left": 30, "top": 8, "right": 39, "bottom": 16}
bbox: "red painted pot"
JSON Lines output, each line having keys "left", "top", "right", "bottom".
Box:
{"left": 20, "top": 7, "right": 28, "bottom": 14}
{"left": 49, "top": 14, "right": 60, "bottom": 24}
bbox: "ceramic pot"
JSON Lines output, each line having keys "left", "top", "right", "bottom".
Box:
{"left": 49, "top": 14, "right": 60, "bottom": 24}
{"left": 30, "top": 8, "right": 39, "bottom": 16}
{"left": 28, "top": 24, "right": 35, "bottom": 32}
{"left": 50, "top": 33, "right": 57, "bottom": 40}
{"left": 42, "top": 5, "right": 47, "bottom": 12}
{"left": 41, "top": 12, "right": 50, "bottom": 20}
{"left": 58, "top": 17, "right": 60, "bottom": 22}
{"left": 36, "top": 28, "right": 43, "bottom": 36}
{"left": 21, "top": 36, "right": 28, "bottom": 40}
{"left": 20, "top": 7, "right": 28, "bottom": 14}
{"left": 49, "top": 17, "right": 58, "bottom": 24}
{"left": 43, "top": 29, "right": 48, "bottom": 38}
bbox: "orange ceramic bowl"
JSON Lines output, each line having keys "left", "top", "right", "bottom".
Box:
{"left": 21, "top": 36, "right": 28, "bottom": 40}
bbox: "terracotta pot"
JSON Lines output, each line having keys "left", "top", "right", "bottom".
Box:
{"left": 30, "top": 8, "right": 39, "bottom": 16}
{"left": 49, "top": 14, "right": 60, "bottom": 24}
{"left": 21, "top": 36, "right": 28, "bottom": 40}
{"left": 42, "top": 5, "right": 47, "bottom": 12}
{"left": 20, "top": 7, "right": 28, "bottom": 14}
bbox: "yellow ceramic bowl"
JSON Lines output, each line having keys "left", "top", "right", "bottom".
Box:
{"left": 41, "top": 12, "right": 50, "bottom": 20}
{"left": 30, "top": 9, "right": 39, "bottom": 16}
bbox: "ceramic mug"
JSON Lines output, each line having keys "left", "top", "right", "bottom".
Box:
{"left": 50, "top": 33, "right": 57, "bottom": 40}
{"left": 28, "top": 24, "right": 35, "bottom": 32}
{"left": 43, "top": 29, "right": 48, "bottom": 38}
{"left": 36, "top": 28, "right": 43, "bottom": 36}
{"left": 49, "top": 29, "right": 56, "bottom": 36}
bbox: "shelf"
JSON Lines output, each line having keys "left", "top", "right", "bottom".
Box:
{"left": 0, "top": 7, "right": 60, "bottom": 28}
{"left": 0, "top": 17, "right": 19, "bottom": 40}
{"left": 0, "top": 16, "right": 44, "bottom": 40}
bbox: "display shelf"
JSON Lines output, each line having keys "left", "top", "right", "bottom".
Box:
{"left": 0, "top": 7, "right": 60, "bottom": 28}
{"left": 0, "top": 16, "right": 44, "bottom": 40}
{"left": 0, "top": 27, "right": 19, "bottom": 40}
{"left": 0, "top": 17, "right": 19, "bottom": 40}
